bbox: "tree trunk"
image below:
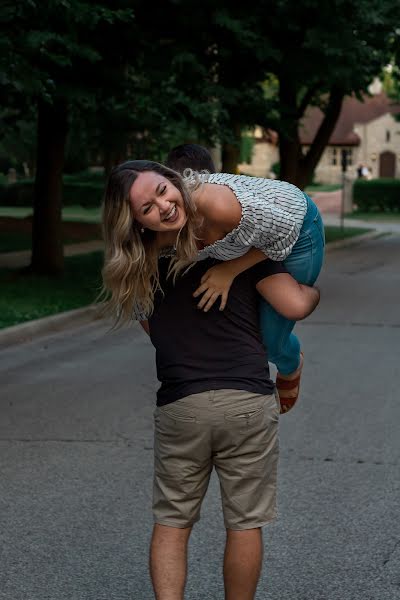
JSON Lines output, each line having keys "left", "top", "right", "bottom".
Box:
{"left": 278, "top": 79, "right": 303, "bottom": 185}
{"left": 279, "top": 132, "right": 302, "bottom": 185}
{"left": 103, "top": 147, "right": 114, "bottom": 178}
{"left": 221, "top": 122, "right": 242, "bottom": 173}
{"left": 296, "top": 87, "right": 345, "bottom": 189}
{"left": 31, "top": 98, "right": 68, "bottom": 275}
{"left": 279, "top": 82, "right": 345, "bottom": 190}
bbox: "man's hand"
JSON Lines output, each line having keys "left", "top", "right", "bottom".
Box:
{"left": 193, "top": 263, "right": 236, "bottom": 312}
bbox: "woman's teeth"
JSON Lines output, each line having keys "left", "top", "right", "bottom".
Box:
{"left": 164, "top": 205, "right": 176, "bottom": 221}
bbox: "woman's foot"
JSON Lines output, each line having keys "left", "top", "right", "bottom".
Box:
{"left": 276, "top": 352, "right": 304, "bottom": 414}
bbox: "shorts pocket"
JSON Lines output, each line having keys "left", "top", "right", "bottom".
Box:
{"left": 224, "top": 404, "right": 264, "bottom": 426}
{"left": 156, "top": 404, "right": 196, "bottom": 423}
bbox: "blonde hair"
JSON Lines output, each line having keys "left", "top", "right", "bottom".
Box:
{"left": 100, "top": 160, "right": 202, "bottom": 326}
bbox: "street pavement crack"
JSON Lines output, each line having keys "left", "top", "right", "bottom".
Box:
{"left": 383, "top": 539, "right": 400, "bottom": 566}
{"left": 0, "top": 437, "right": 131, "bottom": 444}
{"left": 302, "top": 320, "right": 400, "bottom": 328}
{"left": 282, "top": 452, "right": 398, "bottom": 466}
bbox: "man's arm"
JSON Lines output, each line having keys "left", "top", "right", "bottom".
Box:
{"left": 256, "top": 273, "right": 320, "bottom": 321}
{"left": 140, "top": 320, "right": 150, "bottom": 335}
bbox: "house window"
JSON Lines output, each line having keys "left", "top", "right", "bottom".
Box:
{"left": 386, "top": 130, "right": 391, "bottom": 142}
{"left": 346, "top": 148, "right": 353, "bottom": 166}
{"left": 335, "top": 148, "right": 353, "bottom": 168}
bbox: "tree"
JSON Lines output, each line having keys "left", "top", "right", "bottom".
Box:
{"left": 1, "top": 1, "right": 134, "bottom": 275}
{"left": 158, "top": 0, "right": 400, "bottom": 185}
{"left": 259, "top": 0, "right": 400, "bottom": 188}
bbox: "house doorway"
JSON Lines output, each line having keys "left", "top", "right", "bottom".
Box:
{"left": 379, "top": 151, "right": 396, "bottom": 177}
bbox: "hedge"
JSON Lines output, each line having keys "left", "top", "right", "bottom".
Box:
{"left": 0, "top": 178, "right": 105, "bottom": 208}
{"left": 353, "top": 178, "right": 400, "bottom": 212}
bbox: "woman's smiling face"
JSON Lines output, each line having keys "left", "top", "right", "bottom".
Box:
{"left": 129, "top": 171, "right": 187, "bottom": 232}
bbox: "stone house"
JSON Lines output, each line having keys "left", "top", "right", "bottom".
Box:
{"left": 238, "top": 87, "right": 400, "bottom": 183}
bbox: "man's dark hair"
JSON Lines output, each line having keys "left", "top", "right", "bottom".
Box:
{"left": 165, "top": 143, "right": 216, "bottom": 174}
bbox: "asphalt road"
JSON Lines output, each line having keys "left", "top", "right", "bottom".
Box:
{"left": 1, "top": 233, "right": 399, "bottom": 600}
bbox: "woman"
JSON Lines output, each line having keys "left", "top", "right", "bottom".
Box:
{"left": 101, "top": 160, "right": 325, "bottom": 411}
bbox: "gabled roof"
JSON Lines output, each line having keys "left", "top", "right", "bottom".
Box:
{"left": 299, "top": 92, "right": 400, "bottom": 146}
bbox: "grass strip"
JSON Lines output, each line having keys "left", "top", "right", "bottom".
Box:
{"left": 346, "top": 211, "right": 400, "bottom": 223}
{"left": 0, "top": 226, "right": 373, "bottom": 329}
{"left": 324, "top": 225, "right": 372, "bottom": 243}
{"left": 305, "top": 184, "right": 342, "bottom": 192}
{"left": 0, "top": 252, "right": 103, "bottom": 329}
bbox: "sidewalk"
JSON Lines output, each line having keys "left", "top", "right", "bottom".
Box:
{"left": 0, "top": 239, "right": 103, "bottom": 269}
{"left": 310, "top": 189, "right": 342, "bottom": 215}
{"left": 311, "top": 188, "right": 400, "bottom": 233}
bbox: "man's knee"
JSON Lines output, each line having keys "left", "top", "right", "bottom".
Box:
{"left": 152, "top": 523, "right": 192, "bottom": 544}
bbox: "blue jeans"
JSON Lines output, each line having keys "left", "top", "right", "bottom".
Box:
{"left": 259, "top": 194, "right": 325, "bottom": 375}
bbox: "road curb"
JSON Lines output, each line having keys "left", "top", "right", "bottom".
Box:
{"left": 0, "top": 305, "right": 103, "bottom": 350}
{"left": 324, "top": 229, "right": 381, "bottom": 252}
{"left": 0, "top": 228, "right": 381, "bottom": 349}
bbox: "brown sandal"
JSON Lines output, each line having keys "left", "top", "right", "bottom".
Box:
{"left": 276, "top": 353, "right": 304, "bottom": 414}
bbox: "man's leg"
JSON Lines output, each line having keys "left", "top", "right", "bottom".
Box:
{"left": 212, "top": 390, "right": 279, "bottom": 599}
{"left": 150, "top": 524, "right": 192, "bottom": 600}
{"left": 223, "top": 528, "right": 263, "bottom": 600}
{"left": 151, "top": 393, "right": 213, "bottom": 598}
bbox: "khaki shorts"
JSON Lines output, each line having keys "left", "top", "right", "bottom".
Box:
{"left": 153, "top": 389, "right": 279, "bottom": 531}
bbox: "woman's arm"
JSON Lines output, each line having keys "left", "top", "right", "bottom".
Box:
{"left": 256, "top": 274, "right": 320, "bottom": 321}
{"left": 139, "top": 320, "right": 150, "bottom": 335}
{"left": 194, "top": 183, "right": 264, "bottom": 311}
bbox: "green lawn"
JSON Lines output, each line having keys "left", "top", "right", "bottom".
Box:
{"left": 347, "top": 211, "right": 400, "bottom": 223}
{"left": 324, "top": 225, "right": 372, "bottom": 243}
{"left": 0, "top": 252, "right": 104, "bottom": 329}
{"left": 305, "top": 183, "right": 342, "bottom": 193}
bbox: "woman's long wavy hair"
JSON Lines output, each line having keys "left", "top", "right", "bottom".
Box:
{"left": 100, "top": 160, "right": 201, "bottom": 325}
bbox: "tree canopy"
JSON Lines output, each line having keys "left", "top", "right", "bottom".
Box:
{"left": 1, "top": 0, "right": 400, "bottom": 272}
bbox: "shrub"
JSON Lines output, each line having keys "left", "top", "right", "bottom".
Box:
{"left": 63, "top": 181, "right": 105, "bottom": 207}
{"left": 353, "top": 178, "right": 400, "bottom": 212}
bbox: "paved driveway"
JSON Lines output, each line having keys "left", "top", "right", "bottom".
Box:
{"left": 1, "top": 234, "right": 399, "bottom": 599}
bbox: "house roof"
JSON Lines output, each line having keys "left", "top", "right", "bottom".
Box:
{"left": 299, "top": 92, "right": 400, "bottom": 146}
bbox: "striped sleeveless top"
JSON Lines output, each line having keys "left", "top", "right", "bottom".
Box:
{"left": 197, "top": 173, "right": 307, "bottom": 262}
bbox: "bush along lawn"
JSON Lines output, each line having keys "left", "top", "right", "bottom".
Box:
{"left": 353, "top": 178, "right": 400, "bottom": 212}
{"left": 0, "top": 252, "right": 104, "bottom": 329}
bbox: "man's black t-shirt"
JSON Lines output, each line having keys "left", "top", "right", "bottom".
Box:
{"left": 147, "top": 258, "right": 287, "bottom": 406}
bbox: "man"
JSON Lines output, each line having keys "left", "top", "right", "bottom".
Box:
{"left": 140, "top": 257, "right": 319, "bottom": 600}
{"left": 165, "top": 143, "right": 216, "bottom": 173}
